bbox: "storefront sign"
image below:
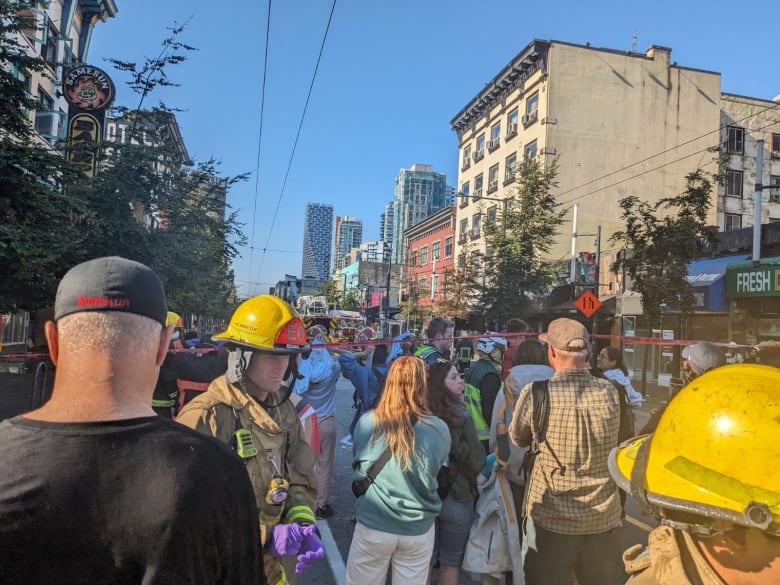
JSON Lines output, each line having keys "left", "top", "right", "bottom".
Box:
{"left": 726, "top": 264, "right": 780, "bottom": 298}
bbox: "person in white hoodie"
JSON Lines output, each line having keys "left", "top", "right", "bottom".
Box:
{"left": 490, "top": 339, "right": 554, "bottom": 520}
{"left": 596, "top": 347, "right": 643, "bottom": 406}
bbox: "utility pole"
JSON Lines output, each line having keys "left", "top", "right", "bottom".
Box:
{"left": 753, "top": 139, "right": 765, "bottom": 265}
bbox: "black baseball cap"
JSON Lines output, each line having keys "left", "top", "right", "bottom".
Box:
{"left": 54, "top": 256, "right": 168, "bottom": 327}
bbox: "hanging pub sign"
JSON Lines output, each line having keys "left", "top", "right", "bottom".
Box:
{"left": 62, "top": 65, "right": 115, "bottom": 176}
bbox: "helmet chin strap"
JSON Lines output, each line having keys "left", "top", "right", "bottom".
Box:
{"left": 229, "top": 348, "right": 301, "bottom": 409}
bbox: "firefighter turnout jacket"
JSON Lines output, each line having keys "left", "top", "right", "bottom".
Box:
{"left": 176, "top": 375, "right": 318, "bottom": 585}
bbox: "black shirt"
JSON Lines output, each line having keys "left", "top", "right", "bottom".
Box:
{"left": 0, "top": 416, "right": 264, "bottom": 585}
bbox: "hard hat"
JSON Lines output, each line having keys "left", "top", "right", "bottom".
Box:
{"left": 213, "top": 295, "right": 307, "bottom": 355}
{"left": 476, "top": 335, "right": 507, "bottom": 355}
{"left": 166, "top": 311, "right": 182, "bottom": 328}
{"left": 609, "top": 364, "right": 780, "bottom": 535}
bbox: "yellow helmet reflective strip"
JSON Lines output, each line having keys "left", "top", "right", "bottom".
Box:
{"left": 281, "top": 504, "right": 315, "bottom": 525}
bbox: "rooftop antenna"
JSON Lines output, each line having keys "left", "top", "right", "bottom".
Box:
{"left": 631, "top": 29, "right": 637, "bottom": 52}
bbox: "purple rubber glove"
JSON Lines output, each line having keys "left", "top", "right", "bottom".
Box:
{"left": 295, "top": 524, "right": 325, "bottom": 573}
{"left": 268, "top": 523, "right": 306, "bottom": 557}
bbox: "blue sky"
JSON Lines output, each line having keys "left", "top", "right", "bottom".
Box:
{"left": 88, "top": 0, "right": 780, "bottom": 297}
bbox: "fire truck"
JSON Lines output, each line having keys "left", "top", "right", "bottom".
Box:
{"left": 295, "top": 296, "right": 366, "bottom": 342}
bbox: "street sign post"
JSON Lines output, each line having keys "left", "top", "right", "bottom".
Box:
{"left": 574, "top": 290, "right": 602, "bottom": 318}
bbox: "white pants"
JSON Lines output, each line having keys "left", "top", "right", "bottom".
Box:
{"left": 345, "top": 521, "right": 435, "bottom": 585}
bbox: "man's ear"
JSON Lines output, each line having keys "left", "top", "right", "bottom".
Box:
{"left": 44, "top": 321, "right": 59, "bottom": 365}
{"left": 156, "top": 325, "right": 174, "bottom": 366}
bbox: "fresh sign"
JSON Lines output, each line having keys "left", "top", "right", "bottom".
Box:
{"left": 726, "top": 265, "right": 780, "bottom": 298}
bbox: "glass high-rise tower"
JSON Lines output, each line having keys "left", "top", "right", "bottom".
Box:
{"left": 301, "top": 202, "right": 334, "bottom": 284}
{"left": 391, "top": 164, "right": 448, "bottom": 264}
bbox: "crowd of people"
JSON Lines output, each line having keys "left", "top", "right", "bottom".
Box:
{"left": 0, "top": 255, "right": 778, "bottom": 585}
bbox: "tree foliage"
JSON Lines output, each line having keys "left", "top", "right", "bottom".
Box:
{"left": 0, "top": 1, "right": 92, "bottom": 310}
{"left": 610, "top": 169, "right": 718, "bottom": 324}
{"left": 0, "top": 13, "right": 245, "bottom": 322}
{"left": 433, "top": 244, "right": 482, "bottom": 321}
{"left": 481, "top": 158, "right": 565, "bottom": 325}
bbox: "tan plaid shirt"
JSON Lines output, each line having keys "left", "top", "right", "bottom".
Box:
{"left": 509, "top": 368, "right": 622, "bottom": 534}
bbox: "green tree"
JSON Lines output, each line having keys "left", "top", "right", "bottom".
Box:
{"left": 434, "top": 246, "right": 482, "bottom": 321}
{"left": 610, "top": 169, "right": 718, "bottom": 325}
{"left": 0, "top": 1, "right": 92, "bottom": 310}
{"left": 320, "top": 279, "right": 340, "bottom": 306}
{"left": 481, "top": 158, "right": 565, "bottom": 325}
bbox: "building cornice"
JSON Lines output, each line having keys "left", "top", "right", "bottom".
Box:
{"left": 79, "top": 0, "right": 119, "bottom": 21}
{"left": 404, "top": 205, "right": 455, "bottom": 240}
{"left": 450, "top": 39, "right": 550, "bottom": 137}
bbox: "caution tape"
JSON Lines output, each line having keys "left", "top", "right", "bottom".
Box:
{"left": 0, "top": 333, "right": 756, "bottom": 361}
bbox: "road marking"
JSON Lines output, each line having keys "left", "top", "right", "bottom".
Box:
{"left": 625, "top": 514, "right": 654, "bottom": 533}
{"left": 317, "top": 519, "right": 347, "bottom": 584}
{"left": 340, "top": 435, "right": 353, "bottom": 447}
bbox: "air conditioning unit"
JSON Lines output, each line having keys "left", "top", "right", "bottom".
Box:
{"left": 473, "top": 149, "right": 485, "bottom": 161}
{"left": 522, "top": 110, "right": 539, "bottom": 127}
{"left": 543, "top": 146, "right": 557, "bottom": 155}
{"left": 772, "top": 150, "right": 780, "bottom": 159}
{"left": 488, "top": 138, "right": 500, "bottom": 150}
{"left": 471, "top": 228, "right": 481, "bottom": 238}
{"left": 507, "top": 123, "right": 518, "bottom": 135}
{"left": 488, "top": 181, "right": 498, "bottom": 191}
{"left": 473, "top": 188, "right": 483, "bottom": 199}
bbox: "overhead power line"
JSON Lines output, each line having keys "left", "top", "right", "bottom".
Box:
{"left": 247, "top": 0, "right": 273, "bottom": 295}
{"left": 253, "top": 0, "right": 338, "bottom": 293}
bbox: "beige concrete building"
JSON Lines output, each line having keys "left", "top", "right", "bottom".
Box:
{"left": 450, "top": 39, "right": 780, "bottom": 298}
{"left": 718, "top": 94, "right": 780, "bottom": 230}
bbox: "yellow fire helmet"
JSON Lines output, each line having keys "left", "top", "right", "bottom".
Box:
{"left": 213, "top": 295, "right": 307, "bottom": 355}
{"left": 609, "top": 363, "right": 780, "bottom": 535}
{"left": 166, "top": 311, "right": 182, "bottom": 328}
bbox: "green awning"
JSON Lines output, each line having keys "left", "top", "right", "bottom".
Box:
{"left": 725, "top": 256, "right": 780, "bottom": 298}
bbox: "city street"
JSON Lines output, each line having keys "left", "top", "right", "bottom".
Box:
{"left": 304, "top": 374, "right": 663, "bottom": 584}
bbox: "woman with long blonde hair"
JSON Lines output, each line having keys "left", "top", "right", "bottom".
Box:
{"left": 345, "top": 355, "right": 451, "bottom": 585}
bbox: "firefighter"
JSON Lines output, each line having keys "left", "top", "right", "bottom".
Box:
{"left": 176, "top": 295, "right": 323, "bottom": 585}
{"left": 610, "top": 364, "right": 780, "bottom": 584}
{"left": 151, "top": 311, "right": 185, "bottom": 417}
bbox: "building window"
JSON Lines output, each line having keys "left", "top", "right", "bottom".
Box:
{"left": 772, "top": 133, "right": 780, "bottom": 159}
{"left": 431, "top": 274, "right": 439, "bottom": 296}
{"left": 444, "top": 235, "right": 453, "bottom": 257}
{"left": 432, "top": 240, "right": 441, "bottom": 260}
{"left": 460, "top": 218, "right": 468, "bottom": 234}
{"left": 419, "top": 277, "right": 426, "bottom": 293}
{"left": 770, "top": 175, "right": 780, "bottom": 203}
{"left": 488, "top": 164, "right": 499, "bottom": 193}
{"left": 420, "top": 245, "right": 429, "bottom": 265}
{"left": 35, "top": 88, "right": 54, "bottom": 136}
{"left": 726, "top": 126, "right": 744, "bottom": 154}
{"left": 725, "top": 213, "right": 742, "bottom": 231}
{"left": 524, "top": 91, "right": 539, "bottom": 126}
{"left": 489, "top": 123, "right": 501, "bottom": 150}
{"left": 726, "top": 170, "right": 743, "bottom": 197}
{"left": 462, "top": 144, "right": 471, "bottom": 169}
{"left": 41, "top": 23, "right": 58, "bottom": 64}
{"left": 472, "top": 214, "right": 481, "bottom": 238}
{"left": 524, "top": 140, "right": 538, "bottom": 160}
{"left": 505, "top": 152, "right": 517, "bottom": 183}
{"left": 474, "top": 134, "right": 485, "bottom": 160}
{"left": 474, "top": 173, "right": 483, "bottom": 199}
{"left": 507, "top": 109, "right": 519, "bottom": 137}
{"left": 487, "top": 205, "right": 497, "bottom": 223}
{"left": 410, "top": 249, "right": 417, "bottom": 267}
